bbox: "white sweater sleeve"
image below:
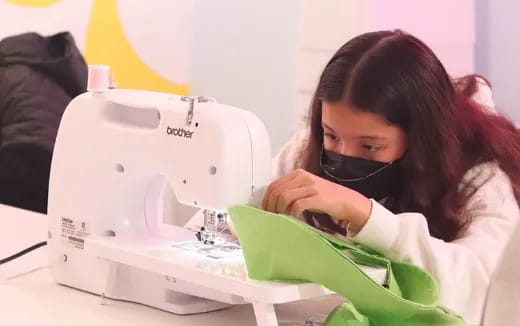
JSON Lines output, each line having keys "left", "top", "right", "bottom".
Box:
{"left": 471, "top": 78, "right": 496, "bottom": 113}
{"left": 351, "top": 163, "right": 520, "bottom": 325}
{"left": 271, "top": 127, "right": 309, "bottom": 180}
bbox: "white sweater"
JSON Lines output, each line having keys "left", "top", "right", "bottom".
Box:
{"left": 271, "top": 84, "right": 519, "bottom": 325}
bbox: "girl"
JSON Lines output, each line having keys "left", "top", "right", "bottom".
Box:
{"left": 262, "top": 30, "right": 520, "bottom": 324}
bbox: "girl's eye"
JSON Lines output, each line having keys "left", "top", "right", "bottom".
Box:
{"left": 324, "top": 133, "right": 338, "bottom": 142}
{"left": 362, "top": 144, "right": 381, "bottom": 152}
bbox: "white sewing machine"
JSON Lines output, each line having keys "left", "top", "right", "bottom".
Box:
{"left": 46, "top": 87, "right": 312, "bottom": 325}
{"left": 46, "top": 76, "right": 387, "bottom": 325}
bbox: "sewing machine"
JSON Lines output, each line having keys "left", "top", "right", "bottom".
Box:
{"left": 46, "top": 81, "right": 386, "bottom": 325}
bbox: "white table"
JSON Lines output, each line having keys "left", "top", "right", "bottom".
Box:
{"left": 0, "top": 204, "right": 343, "bottom": 326}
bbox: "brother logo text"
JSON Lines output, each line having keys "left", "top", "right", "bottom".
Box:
{"left": 167, "top": 126, "right": 194, "bottom": 139}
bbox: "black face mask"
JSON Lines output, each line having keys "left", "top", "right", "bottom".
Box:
{"left": 320, "top": 149, "right": 402, "bottom": 201}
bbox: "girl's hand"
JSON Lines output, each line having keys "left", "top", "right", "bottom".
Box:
{"left": 262, "top": 169, "right": 372, "bottom": 232}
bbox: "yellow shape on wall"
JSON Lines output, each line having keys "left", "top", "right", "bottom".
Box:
{"left": 5, "top": 0, "right": 60, "bottom": 6}
{"left": 85, "top": 0, "right": 189, "bottom": 95}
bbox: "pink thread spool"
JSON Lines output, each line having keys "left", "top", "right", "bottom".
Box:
{"left": 87, "top": 65, "right": 110, "bottom": 92}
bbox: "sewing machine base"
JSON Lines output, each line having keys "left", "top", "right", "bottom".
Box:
{"left": 50, "top": 233, "right": 345, "bottom": 325}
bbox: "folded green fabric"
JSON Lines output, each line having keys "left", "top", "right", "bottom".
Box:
{"left": 228, "top": 205, "right": 465, "bottom": 326}
{"left": 325, "top": 302, "right": 371, "bottom": 326}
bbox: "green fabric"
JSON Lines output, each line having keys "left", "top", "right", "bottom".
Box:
{"left": 325, "top": 302, "right": 371, "bottom": 326}
{"left": 228, "top": 205, "right": 466, "bottom": 326}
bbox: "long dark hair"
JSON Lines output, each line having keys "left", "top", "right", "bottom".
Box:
{"left": 302, "top": 30, "right": 520, "bottom": 241}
